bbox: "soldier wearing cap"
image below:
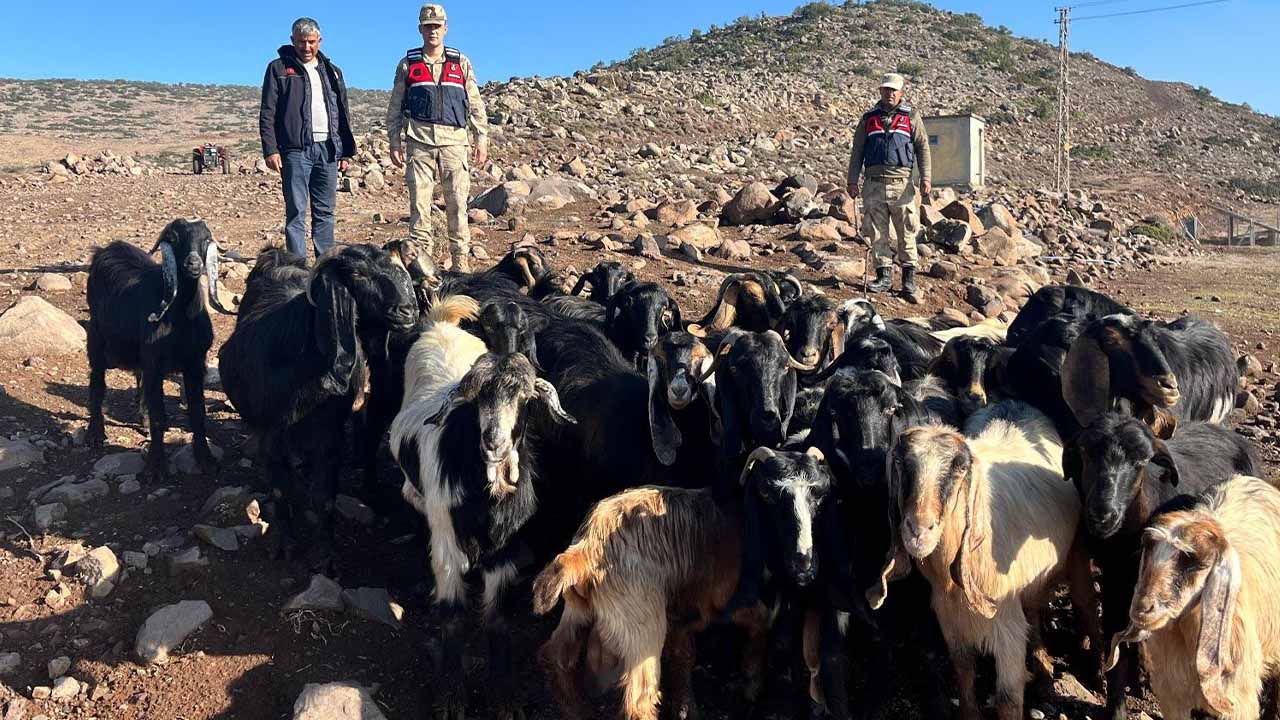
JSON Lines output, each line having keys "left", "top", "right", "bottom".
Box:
{"left": 848, "top": 72, "right": 931, "bottom": 302}
{"left": 387, "top": 3, "right": 488, "bottom": 272}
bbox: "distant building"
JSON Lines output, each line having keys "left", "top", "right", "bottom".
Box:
{"left": 924, "top": 114, "right": 986, "bottom": 189}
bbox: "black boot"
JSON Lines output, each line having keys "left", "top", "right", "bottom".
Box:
{"left": 867, "top": 265, "right": 892, "bottom": 293}
{"left": 901, "top": 265, "right": 920, "bottom": 303}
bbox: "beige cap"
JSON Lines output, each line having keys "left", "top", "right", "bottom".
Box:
{"left": 879, "top": 73, "right": 905, "bottom": 91}
{"left": 419, "top": 4, "right": 447, "bottom": 25}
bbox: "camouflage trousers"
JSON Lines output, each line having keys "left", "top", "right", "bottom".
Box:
{"left": 863, "top": 176, "right": 920, "bottom": 269}
{"left": 406, "top": 140, "right": 470, "bottom": 259}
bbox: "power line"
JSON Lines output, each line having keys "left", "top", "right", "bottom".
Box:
{"left": 1073, "top": 0, "right": 1228, "bottom": 21}
{"left": 1063, "top": 0, "right": 1134, "bottom": 10}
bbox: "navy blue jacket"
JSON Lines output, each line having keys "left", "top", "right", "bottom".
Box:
{"left": 259, "top": 46, "right": 355, "bottom": 159}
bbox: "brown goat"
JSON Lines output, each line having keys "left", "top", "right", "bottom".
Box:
{"left": 1109, "top": 476, "right": 1280, "bottom": 720}
{"left": 532, "top": 484, "right": 769, "bottom": 720}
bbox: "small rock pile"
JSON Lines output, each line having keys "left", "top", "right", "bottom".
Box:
{"left": 44, "top": 151, "right": 156, "bottom": 182}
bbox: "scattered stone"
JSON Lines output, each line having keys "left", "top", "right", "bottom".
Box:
{"left": 341, "top": 587, "right": 405, "bottom": 629}
{"left": 284, "top": 574, "right": 344, "bottom": 612}
{"left": 123, "top": 550, "right": 149, "bottom": 570}
{"left": 362, "top": 169, "right": 385, "bottom": 191}
{"left": 30, "top": 687, "right": 50, "bottom": 701}
{"left": 43, "top": 477, "right": 109, "bottom": 506}
{"left": 135, "top": 600, "right": 213, "bottom": 664}
{"left": 76, "top": 546, "right": 120, "bottom": 599}
{"left": 3, "top": 697, "right": 30, "bottom": 720}
{"left": 169, "top": 547, "right": 208, "bottom": 574}
{"left": 713, "top": 238, "right": 752, "bottom": 262}
{"left": 469, "top": 181, "right": 530, "bottom": 216}
{"left": 193, "top": 524, "right": 239, "bottom": 552}
{"left": 0, "top": 296, "right": 87, "bottom": 358}
{"left": 1051, "top": 672, "right": 1099, "bottom": 704}
{"left": 720, "top": 182, "right": 780, "bottom": 226}
{"left": 633, "top": 234, "right": 664, "bottom": 260}
{"left": 47, "top": 656, "right": 70, "bottom": 679}
{"left": 1239, "top": 354, "right": 1264, "bottom": 378}
{"left": 638, "top": 142, "right": 662, "bottom": 158}
{"left": 926, "top": 219, "right": 972, "bottom": 251}
{"left": 118, "top": 477, "right": 142, "bottom": 495}
{"left": 334, "top": 495, "right": 375, "bottom": 526}
{"left": 973, "top": 227, "right": 1040, "bottom": 266}
{"left": 965, "top": 285, "right": 1004, "bottom": 318}
{"left": 939, "top": 200, "right": 985, "bottom": 237}
{"left": 49, "top": 676, "right": 79, "bottom": 700}
{"left": 171, "top": 441, "right": 224, "bottom": 475}
{"left": 667, "top": 223, "right": 720, "bottom": 251}
{"left": 0, "top": 439, "right": 44, "bottom": 472}
{"left": 978, "top": 203, "right": 1019, "bottom": 236}
{"left": 292, "top": 681, "right": 387, "bottom": 720}
{"left": 0, "top": 651, "right": 19, "bottom": 675}
{"left": 652, "top": 199, "right": 698, "bottom": 227}
{"left": 1066, "top": 269, "right": 1088, "bottom": 286}
{"left": 34, "top": 273, "right": 72, "bottom": 292}
{"left": 93, "top": 451, "right": 145, "bottom": 477}
{"left": 929, "top": 261, "right": 959, "bottom": 281}
{"left": 826, "top": 259, "right": 867, "bottom": 286}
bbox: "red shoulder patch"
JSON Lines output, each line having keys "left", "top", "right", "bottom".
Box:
{"left": 285, "top": 68, "right": 297, "bottom": 75}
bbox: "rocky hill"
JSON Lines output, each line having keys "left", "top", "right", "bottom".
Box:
{"left": 3, "top": 0, "right": 1278, "bottom": 214}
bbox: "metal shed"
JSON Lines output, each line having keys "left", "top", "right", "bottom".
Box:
{"left": 923, "top": 114, "right": 986, "bottom": 189}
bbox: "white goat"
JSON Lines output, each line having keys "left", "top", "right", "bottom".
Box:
{"left": 867, "top": 401, "right": 1097, "bottom": 720}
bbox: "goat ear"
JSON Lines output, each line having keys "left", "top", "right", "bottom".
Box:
{"left": 569, "top": 272, "right": 590, "bottom": 296}
{"left": 1149, "top": 437, "right": 1181, "bottom": 486}
{"left": 1063, "top": 332, "right": 1112, "bottom": 428}
{"left": 667, "top": 298, "right": 682, "bottom": 330}
{"left": 1196, "top": 545, "right": 1242, "bottom": 717}
{"left": 868, "top": 445, "right": 912, "bottom": 610}
{"left": 716, "top": 369, "right": 745, "bottom": 473}
{"left": 647, "top": 355, "right": 682, "bottom": 466}
{"left": 825, "top": 318, "right": 846, "bottom": 370}
{"left": 310, "top": 266, "right": 359, "bottom": 396}
{"left": 948, "top": 445, "right": 998, "bottom": 619}
{"left": 1062, "top": 435, "right": 1083, "bottom": 487}
{"left": 780, "top": 368, "right": 798, "bottom": 436}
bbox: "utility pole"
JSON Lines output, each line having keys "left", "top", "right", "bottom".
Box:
{"left": 1055, "top": 6, "right": 1071, "bottom": 195}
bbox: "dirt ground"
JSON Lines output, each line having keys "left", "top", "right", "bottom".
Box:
{"left": 0, "top": 170, "right": 1277, "bottom": 720}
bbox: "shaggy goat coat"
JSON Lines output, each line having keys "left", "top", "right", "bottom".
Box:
{"left": 1136, "top": 477, "right": 1280, "bottom": 720}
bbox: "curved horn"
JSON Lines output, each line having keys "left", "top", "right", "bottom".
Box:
{"left": 697, "top": 273, "right": 748, "bottom": 330}
{"left": 569, "top": 270, "right": 591, "bottom": 297}
{"left": 148, "top": 240, "right": 179, "bottom": 323}
{"left": 695, "top": 330, "right": 743, "bottom": 384}
{"left": 204, "top": 242, "right": 235, "bottom": 315}
{"left": 514, "top": 255, "right": 537, "bottom": 291}
{"left": 738, "top": 446, "right": 777, "bottom": 485}
{"left": 767, "top": 329, "right": 818, "bottom": 372}
{"left": 774, "top": 272, "right": 803, "bottom": 304}
{"left": 535, "top": 378, "right": 577, "bottom": 425}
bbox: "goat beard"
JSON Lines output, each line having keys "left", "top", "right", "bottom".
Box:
{"left": 1105, "top": 623, "right": 1152, "bottom": 672}
{"left": 486, "top": 449, "right": 520, "bottom": 499}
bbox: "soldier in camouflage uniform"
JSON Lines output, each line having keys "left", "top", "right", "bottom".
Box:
{"left": 387, "top": 3, "right": 488, "bottom": 272}
{"left": 848, "top": 72, "right": 932, "bottom": 303}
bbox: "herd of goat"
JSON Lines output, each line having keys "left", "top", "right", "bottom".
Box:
{"left": 79, "top": 218, "right": 1279, "bottom": 720}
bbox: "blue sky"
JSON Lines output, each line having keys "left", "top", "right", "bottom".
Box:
{"left": 0, "top": 0, "right": 1273, "bottom": 116}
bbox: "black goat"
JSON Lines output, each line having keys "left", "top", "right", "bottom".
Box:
{"left": 778, "top": 292, "right": 845, "bottom": 384}
{"left": 86, "top": 219, "right": 234, "bottom": 481}
{"left": 490, "top": 244, "right": 551, "bottom": 292}
{"left": 1007, "top": 285, "right": 1131, "bottom": 347}
{"left": 798, "top": 370, "right": 951, "bottom": 720}
{"left": 647, "top": 331, "right": 719, "bottom": 468}
{"left": 218, "top": 244, "right": 417, "bottom": 567}
{"left": 570, "top": 260, "right": 634, "bottom": 305}
{"left": 605, "top": 280, "right": 681, "bottom": 369}
{"left": 697, "top": 329, "right": 816, "bottom": 495}
{"left": 839, "top": 299, "right": 943, "bottom": 382}
{"left": 690, "top": 271, "right": 789, "bottom": 335}
{"left": 1063, "top": 313, "right": 1238, "bottom": 428}
{"left": 479, "top": 299, "right": 545, "bottom": 366}
{"left": 392, "top": 300, "right": 576, "bottom": 719}
{"left": 1001, "top": 312, "right": 1088, "bottom": 438}
{"left": 927, "top": 335, "right": 1012, "bottom": 418}
{"left": 1063, "top": 412, "right": 1263, "bottom": 720}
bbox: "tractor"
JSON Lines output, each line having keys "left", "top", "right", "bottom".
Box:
{"left": 192, "top": 143, "right": 229, "bottom": 174}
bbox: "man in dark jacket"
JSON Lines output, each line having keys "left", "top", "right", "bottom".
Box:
{"left": 259, "top": 17, "right": 356, "bottom": 260}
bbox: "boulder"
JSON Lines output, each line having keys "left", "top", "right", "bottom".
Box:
{"left": 825, "top": 191, "right": 859, "bottom": 224}
{"left": 633, "top": 234, "right": 664, "bottom": 259}
{"left": 638, "top": 143, "right": 663, "bottom": 158}
{"left": 35, "top": 273, "right": 73, "bottom": 292}
{"left": 826, "top": 259, "right": 867, "bottom": 286}
{"left": 362, "top": 170, "right": 385, "bottom": 191}
{"left": 193, "top": 525, "right": 239, "bottom": 552}
{"left": 93, "top": 451, "right": 145, "bottom": 477}
{"left": 776, "top": 187, "right": 816, "bottom": 223}
{"left": 0, "top": 439, "right": 44, "bottom": 471}
{"left": 940, "top": 200, "right": 986, "bottom": 237}
{"left": 0, "top": 652, "right": 19, "bottom": 676}
{"left": 527, "top": 176, "right": 587, "bottom": 210}
{"left": 928, "top": 260, "right": 959, "bottom": 281}
{"left": 0, "top": 296, "right": 87, "bottom": 358}
{"left": 135, "top": 600, "right": 214, "bottom": 664}
{"left": 774, "top": 174, "right": 819, "bottom": 197}
{"left": 284, "top": 574, "right": 345, "bottom": 612}
{"left": 652, "top": 199, "right": 698, "bottom": 227}
{"left": 978, "top": 203, "right": 1019, "bottom": 236}
{"left": 667, "top": 223, "right": 720, "bottom": 251}
{"left": 561, "top": 157, "right": 588, "bottom": 177}
{"left": 43, "top": 478, "right": 109, "bottom": 506}
{"left": 469, "top": 181, "right": 531, "bottom": 216}
{"left": 341, "top": 587, "right": 405, "bottom": 629}
{"left": 721, "top": 182, "right": 780, "bottom": 226}
{"left": 794, "top": 221, "right": 843, "bottom": 245}
{"left": 965, "top": 284, "right": 1005, "bottom": 317}
{"left": 76, "top": 546, "right": 120, "bottom": 599}
{"left": 974, "top": 228, "right": 1041, "bottom": 267}
{"left": 292, "top": 682, "right": 387, "bottom": 720}
{"left": 1238, "top": 354, "right": 1264, "bottom": 378}
{"left": 171, "top": 441, "right": 224, "bottom": 475}
{"left": 926, "top": 219, "right": 972, "bottom": 251}
{"left": 713, "top": 238, "right": 753, "bottom": 262}
{"left": 33, "top": 502, "right": 66, "bottom": 531}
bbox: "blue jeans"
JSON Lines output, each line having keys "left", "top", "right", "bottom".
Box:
{"left": 281, "top": 141, "right": 337, "bottom": 260}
